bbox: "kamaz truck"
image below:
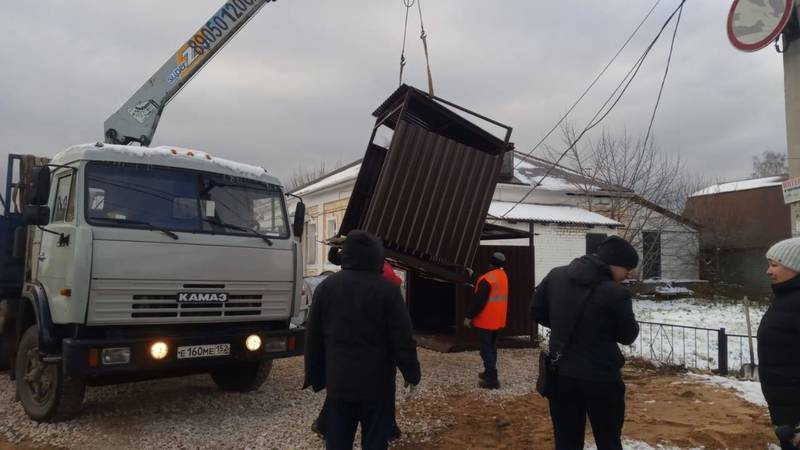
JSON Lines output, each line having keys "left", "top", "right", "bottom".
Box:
{"left": 0, "top": 0, "right": 307, "bottom": 422}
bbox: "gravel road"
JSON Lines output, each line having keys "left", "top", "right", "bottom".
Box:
{"left": 0, "top": 348, "right": 538, "bottom": 449}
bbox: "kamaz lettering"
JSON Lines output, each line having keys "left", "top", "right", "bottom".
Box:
{"left": 178, "top": 292, "right": 229, "bottom": 303}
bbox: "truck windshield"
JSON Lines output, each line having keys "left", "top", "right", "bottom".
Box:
{"left": 85, "top": 162, "right": 289, "bottom": 239}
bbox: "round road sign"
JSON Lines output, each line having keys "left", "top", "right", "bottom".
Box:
{"left": 727, "top": 0, "right": 793, "bottom": 52}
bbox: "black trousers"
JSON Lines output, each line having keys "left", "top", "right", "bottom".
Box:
{"left": 325, "top": 398, "right": 394, "bottom": 450}
{"left": 477, "top": 328, "right": 499, "bottom": 378}
{"left": 548, "top": 375, "right": 626, "bottom": 450}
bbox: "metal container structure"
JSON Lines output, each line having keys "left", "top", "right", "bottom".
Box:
{"left": 340, "top": 85, "right": 513, "bottom": 282}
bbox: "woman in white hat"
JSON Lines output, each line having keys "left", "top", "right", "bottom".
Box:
{"left": 760, "top": 237, "right": 800, "bottom": 450}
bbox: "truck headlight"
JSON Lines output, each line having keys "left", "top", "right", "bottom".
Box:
{"left": 150, "top": 341, "right": 168, "bottom": 360}
{"left": 245, "top": 334, "right": 262, "bottom": 351}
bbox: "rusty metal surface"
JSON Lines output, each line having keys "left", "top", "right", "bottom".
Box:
{"left": 340, "top": 85, "right": 512, "bottom": 282}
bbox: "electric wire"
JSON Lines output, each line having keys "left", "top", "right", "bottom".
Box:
{"left": 500, "top": 0, "right": 687, "bottom": 218}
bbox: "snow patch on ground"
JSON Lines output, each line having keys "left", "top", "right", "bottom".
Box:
{"left": 690, "top": 373, "right": 767, "bottom": 407}
{"left": 586, "top": 439, "right": 701, "bottom": 450}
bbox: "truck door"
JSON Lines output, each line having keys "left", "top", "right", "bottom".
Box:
{"left": 36, "top": 170, "right": 78, "bottom": 321}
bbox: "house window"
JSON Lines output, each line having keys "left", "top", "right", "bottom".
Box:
{"left": 327, "top": 217, "right": 337, "bottom": 240}
{"left": 586, "top": 233, "right": 607, "bottom": 254}
{"left": 52, "top": 173, "right": 75, "bottom": 222}
{"left": 642, "top": 231, "right": 662, "bottom": 279}
{"left": 306, "top": 222, "right": 317, "bottom": 265}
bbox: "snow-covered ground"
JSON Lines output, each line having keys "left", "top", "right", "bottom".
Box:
{"left": 538, "top": 297, "right": 769, "bottom": 373}
{"left": 629, "top": 298, "right": 767, "bottom": 373}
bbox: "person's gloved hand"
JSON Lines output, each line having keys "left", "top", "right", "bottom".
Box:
{"left": 403, "top": 381, "right": 418, "bottom": 400}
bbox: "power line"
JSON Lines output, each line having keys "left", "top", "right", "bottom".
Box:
{"left": 500, "top": 0, "right": 687, "bottom": 218}
{"left": 513, "top": 0, "right": 664, "bottom": 170}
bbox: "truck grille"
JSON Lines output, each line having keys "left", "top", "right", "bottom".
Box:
{"left": 131, "top": 294, "right": 264, "bottom": 318}
{"left": 88, "top": 280, "right": 294, "bottom": 325}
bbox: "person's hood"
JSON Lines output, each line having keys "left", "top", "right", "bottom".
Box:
{"left": 341, "top": 230, "right": 385, "bottom": 272}
{"left": 566, "top": 255, "right": 613, "bottom": 286}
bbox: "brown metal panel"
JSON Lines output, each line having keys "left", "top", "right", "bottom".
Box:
{"left": 416, "top": 137, "right": 459, "bottom": 256}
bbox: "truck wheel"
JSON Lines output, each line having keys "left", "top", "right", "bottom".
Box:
{"left": 210, "top": 360, "right": 272, "bottom": 392}
{"left": 15, "top": 325, "right": 85, "bottom": 422}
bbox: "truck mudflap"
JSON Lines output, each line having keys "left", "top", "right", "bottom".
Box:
{"left": 61, "top": 326, "right": 304, "bottom": 380}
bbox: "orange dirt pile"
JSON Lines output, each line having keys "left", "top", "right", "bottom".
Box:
{"left": 395, "top": 365, "right": 775, "bottom": 449}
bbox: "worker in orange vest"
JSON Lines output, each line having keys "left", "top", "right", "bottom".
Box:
{"left": 464, "top": 252, "right": 509, "bottom": 389}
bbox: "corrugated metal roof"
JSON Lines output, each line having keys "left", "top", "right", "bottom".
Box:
{"left": 488, "top": 201, "right": 621, "bottom": 226}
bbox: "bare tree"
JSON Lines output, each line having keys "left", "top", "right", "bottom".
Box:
{"left": 547, "top": 126, "right": 698, "bottom": 279}
{"left": 751, "top": 150, "right": 787, "bottom": 178}
{"left": 283, "top": 161, "right": 341, "bottom": 191}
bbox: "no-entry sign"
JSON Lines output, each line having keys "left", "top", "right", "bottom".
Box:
{"left": 728, "top": 0, "right": 793, "bottom": 52}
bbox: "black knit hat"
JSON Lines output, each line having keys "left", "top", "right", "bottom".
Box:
{"left": 489, "top": 252, "right": 506, "bottom": 268}
{"left": 594, "top": 236, "right": 639, "bottom": 269}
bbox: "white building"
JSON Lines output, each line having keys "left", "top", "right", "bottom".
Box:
{"left": 289, "top": 154, "right": 700, "bottom": 284}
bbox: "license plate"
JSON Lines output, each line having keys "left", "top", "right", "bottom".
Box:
{"left": 176, "top": 343, "right": 230, "bottom": 359}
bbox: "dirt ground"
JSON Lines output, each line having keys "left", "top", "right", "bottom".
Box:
{"left": 394, "top": 363, "right": 775, "bottom": 450}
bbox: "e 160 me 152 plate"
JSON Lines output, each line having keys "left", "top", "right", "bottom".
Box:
{"left": 177, "top": 343, "right": 230, "bottom": 359}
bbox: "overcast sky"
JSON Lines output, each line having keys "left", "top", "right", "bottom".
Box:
{"left": 0, "top": 1, "right": 789, "bottom": 188}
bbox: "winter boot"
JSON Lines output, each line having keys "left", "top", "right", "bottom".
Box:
{"left": 478, "top": 375, "right": 500, "bottom": 390}
{"left": 478, "top": 370, "right": 487, "bottom": 380}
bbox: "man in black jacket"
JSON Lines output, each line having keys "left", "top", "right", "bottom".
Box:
{"left": 531, "top": 236, "right": 639, "bottom": 450}
{"left": 305, "top": 230, "right": 421, "bottom": 450}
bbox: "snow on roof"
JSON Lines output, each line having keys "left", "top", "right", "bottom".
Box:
{"left": 511, "top": 157, "right": 604, "bottom": 192}
{"left": 488, "top": 201, "right": 621, "bottom": 226}
{"left": 292, "top": 163, "right": 361, "bottom": 196}
{"left": 52, "top": 143, "right": 280, "bottom": 185}
{"left": 690, "top": 175, "right": 786, "bottom": 197}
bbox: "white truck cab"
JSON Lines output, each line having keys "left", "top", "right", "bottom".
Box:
{"left": 0, "top": 143, "right": 306, "bottom": 421}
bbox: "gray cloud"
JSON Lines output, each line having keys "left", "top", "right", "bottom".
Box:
{"left": 0, "top": 0, "right": 789, "bottom": 189}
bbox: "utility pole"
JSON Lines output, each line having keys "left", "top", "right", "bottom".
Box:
{"left": 783, "top": 7, "right": 800, "bottom": 236}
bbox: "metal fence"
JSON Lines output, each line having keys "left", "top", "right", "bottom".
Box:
{"left": 537, "top": 320, "right": 757, "bottom": 376}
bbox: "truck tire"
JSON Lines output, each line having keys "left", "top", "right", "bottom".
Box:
{"left": 210, "top": 360, "right": 272, "bottom": 392}
{"left": 15, "top": 325, "right": 85, "bottom": 422}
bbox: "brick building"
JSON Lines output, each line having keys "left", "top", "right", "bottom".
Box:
{"left": 684, "top": 175, "right": 790, "bottom": 291}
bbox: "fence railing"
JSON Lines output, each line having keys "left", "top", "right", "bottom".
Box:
{"left": 537, "top": 320, "right": 757, "bottom": 376}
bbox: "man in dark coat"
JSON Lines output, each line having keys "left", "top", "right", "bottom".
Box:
{"left": 759, "top": 237, "right": 800, "bottom": 450}
{"left": 305, "top": 230, "right": 421, "bottom": 450}
{"left": 531, "top": 236, "right": 639, "bottom": 450}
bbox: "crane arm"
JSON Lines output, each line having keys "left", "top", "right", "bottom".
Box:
{"left": 104, "top": 0, "right": 276, "bottom": 146}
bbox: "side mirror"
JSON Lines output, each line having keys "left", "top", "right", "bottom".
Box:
{"left": 293, "top": 202, "right": 306, "bottom": 240}
{"left": 22, "top": 205, "right": 50, "bottom": 226}
{"left": 27, "top": 166, "right": 51, "bottom": 206}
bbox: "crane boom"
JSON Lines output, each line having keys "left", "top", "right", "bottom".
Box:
{"left": 104, "top": 0, "right": 275, "bottom": 146}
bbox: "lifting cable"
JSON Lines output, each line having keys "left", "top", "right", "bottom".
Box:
{"left": 398, "top": 0, "right": 435, "bottom": 96}
{"left": 500, "top": 0, "right": 686, "bottom": 219}
{"left": 399, "top": 0, "right": 415, "bottom": 87}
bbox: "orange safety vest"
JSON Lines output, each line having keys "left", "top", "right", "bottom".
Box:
{"left": 472, "top": 268, "right": 509, "bottom": 330}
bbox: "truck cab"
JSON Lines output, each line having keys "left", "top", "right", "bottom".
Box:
{"left": 0, "top": 143, "right": 305, "bottom": 421}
